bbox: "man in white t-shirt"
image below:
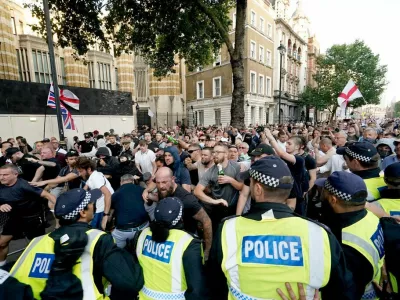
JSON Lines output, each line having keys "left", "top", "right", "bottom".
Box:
{"left": 276, "top": 130, "right": 287, "bottom": 152}
{"left": 135, "top": 140, "right": 156, "bottom": 176}
{"left": 76, "top": 157, "right": 114, "bottom": 230}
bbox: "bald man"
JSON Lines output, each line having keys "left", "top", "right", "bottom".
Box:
{"left": 314, "top": 137, "right": 336, "bottom": 167}
{"left": 153, "top": 167, "right": 213, "bottom": 259}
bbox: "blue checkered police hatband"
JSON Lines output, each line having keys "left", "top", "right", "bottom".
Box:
{"left": 249, "top": 168, "right": 280, "bottom": 187}
{"left": 62, "top": 192, "right": 92, "bottom": 219}
{"left": 345, "top": 147, "right": 372, "bottom": 162}
{"left": 324, "top": 180, "right": 352, "bottom": 201}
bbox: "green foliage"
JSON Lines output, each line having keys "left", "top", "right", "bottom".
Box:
{"left": 26, "top": 0, "right": 235, "bottom": 77}
{"left": 299, "top": 40, "right": 388, "bottom": 112}
{"left": 395, "top": 102, "right": 400, "bottom": 118}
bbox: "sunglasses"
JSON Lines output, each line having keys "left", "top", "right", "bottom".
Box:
{"left": 199, "top": 139, "right": 206, "bottom": 142}
{"left": 187, "top": 149, "right": 199, "bottom": 154}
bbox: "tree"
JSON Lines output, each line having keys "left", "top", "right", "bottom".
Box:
{"left": 394, "top": 102, "right": 400, "bottom": 118}
{"left": 299, "top": 40, "right": 387, "bottom": 121}
{"left": 27, "top": 0, "right": 249, "bottom": 127}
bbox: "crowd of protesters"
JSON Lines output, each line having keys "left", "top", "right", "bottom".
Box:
{"left": 0, "top": 117, "right": 400, "bottom": 299}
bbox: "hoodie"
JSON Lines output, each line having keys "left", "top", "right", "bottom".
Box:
{"left": 163, "top": 146, "right": 191, "bottom": 186}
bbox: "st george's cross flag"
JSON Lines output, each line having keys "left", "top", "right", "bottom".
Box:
{"left": 50, "top": 84, "right": 80, "bottom": 110}
{"left": 337, "top": 79, "right": 363, "bottom": 118}
{"left": 47, "top": 88, "right": 76, "bottom": 130}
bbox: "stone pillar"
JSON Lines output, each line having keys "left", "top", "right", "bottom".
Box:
{"left": 116, "top": 53, "right": 134, "bottom": 95}
{"left": 63, "top": 48, "right": 89, "bottom": 87}
{"left": 0, "top": 1, "right": 19, "bottom": 80}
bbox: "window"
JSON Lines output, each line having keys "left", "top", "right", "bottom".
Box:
{"left": 250, "top": 71, "right": 256, "bottom": 93}
{"left": 251, "top": 11, "right": 256, "bottom": 26}
{"left": 19, "top": 21, "right": 23, "bottom": 34}
{"left": 60, "top": 57, "right": 66, "bottom": 85}
{"left": 10, "top": 17, "right": 16, "bottom": 35}
{"left": 233, "top": 13, "right": 236, "bottom": 29}
{"left": 32, "top": 50, "right": 51, "bottom": 83}
{"left": 258, "top": 75, "right": 264, "bottom": 94}
{"left": 198, "top": 110, "right": 204, "bottom": 125}
{"left": 196, "top": 81, "right": 204, "bottom": 99}
{"left": 88, "top": 62, "right": 95, "bottom": 88}
{"left": 266, "top": 77, "right": 271, "bottom": 96}
{"left": 98, "top": 62, "right": 112, "bottom": 90}
{"left": 267, "top": 24, "right": 272, "bottom": 37}
{"left": 250, "top": 41, "right": 256, "bottom": 59}
{"left": 115, "top": 68, "right": 119, "bottom": 90}
{"left": 213, "top": 77, "right": 221, "bottom": 97}
{"left": 215, "top": 109, "right": 221, "bottom": 125}
{"left": 266, "top": 50, "right": 272, "bottom": 66}
{"left": 17, "top": 48, "right": 30, "bottom": 82}
{"left": 259, "top": 46, "right": 264, "bottom": 63}
{"left": 196, "top": 66, "right": 203, "bottom": 72}
{"left": 260, "top": 17, "right": 265, "bottom": 32}
{"left": 251, "top": 106, "right": 255, "bottom": 124}
{"left": 214, "top": 50, "right": 221, "bottom": 66}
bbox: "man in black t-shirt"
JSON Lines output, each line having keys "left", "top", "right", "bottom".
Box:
{"left": 152, "top": 167, "right": 213, "bottom": 259}
{"left": 0, "top": 165, "right": 56, "bottom": 266}
{"left": 106, "top": 134, "right": 122, "bottom": 157}
{"left": 5, "top": 147, "right": 42, "bottom": 182}
{"left": 78, "top": 133, "right": 95, "bottom": 154}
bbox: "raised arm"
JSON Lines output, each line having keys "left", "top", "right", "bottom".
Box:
{"left": 265, "top": 129, "right": 296, "bottom": 164}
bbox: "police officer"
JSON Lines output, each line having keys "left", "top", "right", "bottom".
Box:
{"left": 135, "top": 197, "right": 208, "bottom": 300}
{"left": 374, "top": 162, "right": 400, "bottom": 217}
{"left": 209, "top": 156, "right": 356, "bottom": 300}
{"left": 315, "top": 171, "right": 385, "bottom": 299}
{"left": 337, "top": 142, "right": 385, "bottom": 201}
{"left": 10, "top": 188, "right": 143, "bottom": 300}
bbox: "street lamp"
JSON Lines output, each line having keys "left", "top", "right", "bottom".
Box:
{"left": 277, "top": 43, "right": 286, "bottom": 124}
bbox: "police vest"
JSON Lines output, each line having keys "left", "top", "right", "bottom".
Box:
{"left": 342, "top": 211, "right": 385, "bottom": 300}
{"left": 221, "top": 216, "right": 331, "bottom": 300}
{"left": 136, "top": 227, "right": 194, "bottom": 300}
{"left": 364, "top": 177, "right": 387, "bottom": 201}
{"left": 376, "top": 198, "right": 400, "bottom": 217}
{"left": 10, "top": 229, "right": 107, "bottom": 300}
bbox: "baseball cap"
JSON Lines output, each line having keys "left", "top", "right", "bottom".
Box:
{"left": 238, "top": 156, "right": 293, "bottom": 189}
{"left": 55, "top": 188, "right": 102, "bottom": 220}
{"left": 315, "top": 171, "right": 367, "bottom": 203}
{"left": 42, "top": 138, "right": 50, "bottom": 143}
{"left": 154, "top": 197, "right": 183, "bottom": 227}
{"left": 66, "top": 150, "right": 79, "bottom": 158}
{"left": 384, "top": 162, "right": 400, "bottom": 178}
{"left": 5, "top": 147, "right": 21, "bottom": 159}
{"left": 250, "top": 144, "right": 275, "bottom": 156}
{"left": 84, "top": 133, "right": 90, "bottom": 138}
{"left": 336, "top": 141, "right": 378, "bottom": 162}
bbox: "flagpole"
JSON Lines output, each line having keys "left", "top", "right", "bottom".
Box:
{"left": 43, "top": 105, "right": 47, "bottom": 139}
{"left": 43, "top": 0, "right": 64, "bottom": 141}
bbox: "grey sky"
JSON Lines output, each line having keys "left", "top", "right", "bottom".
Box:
{"left": 290, "top": 0, "right": 398, "bottom": 107}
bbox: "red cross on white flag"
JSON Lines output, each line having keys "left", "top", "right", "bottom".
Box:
{"left": 337, "top": 79, "right": 363, "bottom": 118}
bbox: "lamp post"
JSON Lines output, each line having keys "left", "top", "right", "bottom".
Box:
{"left": 277, "top": 43, "right": 286, "bottom": 124}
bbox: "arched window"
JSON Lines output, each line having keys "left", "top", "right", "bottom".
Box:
{"left": 297, "top": 47, "right": 302, "bottom": 61}
{"left": 292, "top": 43, "right": 297, "bottom": 59}
{"left": 287, "top": 39, "right": 292, "bottom": 55}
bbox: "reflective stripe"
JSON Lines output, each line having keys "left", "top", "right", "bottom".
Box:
{"left": 307, "top": 222, "right": 325, "bottom": 289}
{"left": 225, "top": 218, "right": 240, "bottom": 290}
{"left": 342, "top": 232, "right": 379, "bottom": 271}
{"left": 228, "top": 285, "right": 269, "bottom": 300}
{"left": 171, "top": 233, "right": 192, "bottom": 292}
{"left": 81, "top": 229, "right": 104, "bottom": 300}
{"left": 141, "top": 285, "right": 185, "bottom": 300}
{"left": 136, "top": 227, "right": 151, "bottom": 258}
{"left": 362, "top": 282, "right": 378, "bottom": 300}
{"left": 10, "top": 235, "right": 45, "bottom": 276}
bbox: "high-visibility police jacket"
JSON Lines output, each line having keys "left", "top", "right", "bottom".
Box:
{"left": 136, "top": 227, "right": 194, "bottom": 300}
{"left": 376, "top": 198, "right": 400, "bottom": 217}
{"left": 220, "top": 215, "right": 332, "bottom": 299}
{"left": 342, "top": 211, "right": 385, "bottom": 300}
{"left": 363, "top": 177, "right": 387, "bottom": 201}
{"left": 10, "top": 229, "right": 107, "bottom": 300}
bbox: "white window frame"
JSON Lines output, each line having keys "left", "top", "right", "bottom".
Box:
{"left": 266, "top": 76, "right": 271, "bottom": 96}
{"left": 250, "top": 71, "right": 256, "bottom": 94}
{"left": 260, "top": 17, "right": 265, "bottom": 33}
{"left": 267, "top": 23, "right": 272, "bottom": 38}
{"left": 259, "top": 45, "right": 264, "bottom": 63}
{"left": 258, "top": 74, "right": 264, "bottom": 95}
{"left": 251, "top": 10, "right": 256, "bottom": 27}
{"left": 233, "top": 13, "right": 236, "bottom": 29}
{"left": 250, "top": 40, "right": 256, "bottom": 59}
{"left": 266, "top": 50, "right": 272, "bottom": 66}
{"left": 198, "top": 110, "right": 204, "bottom": 125}
{"left": 196, "top": 80, "right": 204, "bottom": 99}
{"left": 213, "top": 76, "right": 222, "bottom": 97}
{"left": 215, "top": 109, "right": 221, "bottom": 125}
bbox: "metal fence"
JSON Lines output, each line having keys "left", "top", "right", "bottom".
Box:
{"left": 139, "top": 112, "right": 187, "bottom": 129}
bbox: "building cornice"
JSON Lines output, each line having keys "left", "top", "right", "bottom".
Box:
{"left": 275, "top": 18, "right": 306, "bottom": 45}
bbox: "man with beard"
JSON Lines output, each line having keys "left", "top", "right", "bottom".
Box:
{"left": 381, "top": 139, "right": 400, "bottom": 171}
{"left": 194, "top": 144, "right": 243, "bottom": 229}
{"left": 185, "top": 146, "right": 215, "bottom": 183}
{"left": 153, "top": 167, "right": 212, "bottom": 259}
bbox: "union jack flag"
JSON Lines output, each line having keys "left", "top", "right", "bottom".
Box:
{"left": 47, "top": 89, "right": 76, "bottom": 130}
